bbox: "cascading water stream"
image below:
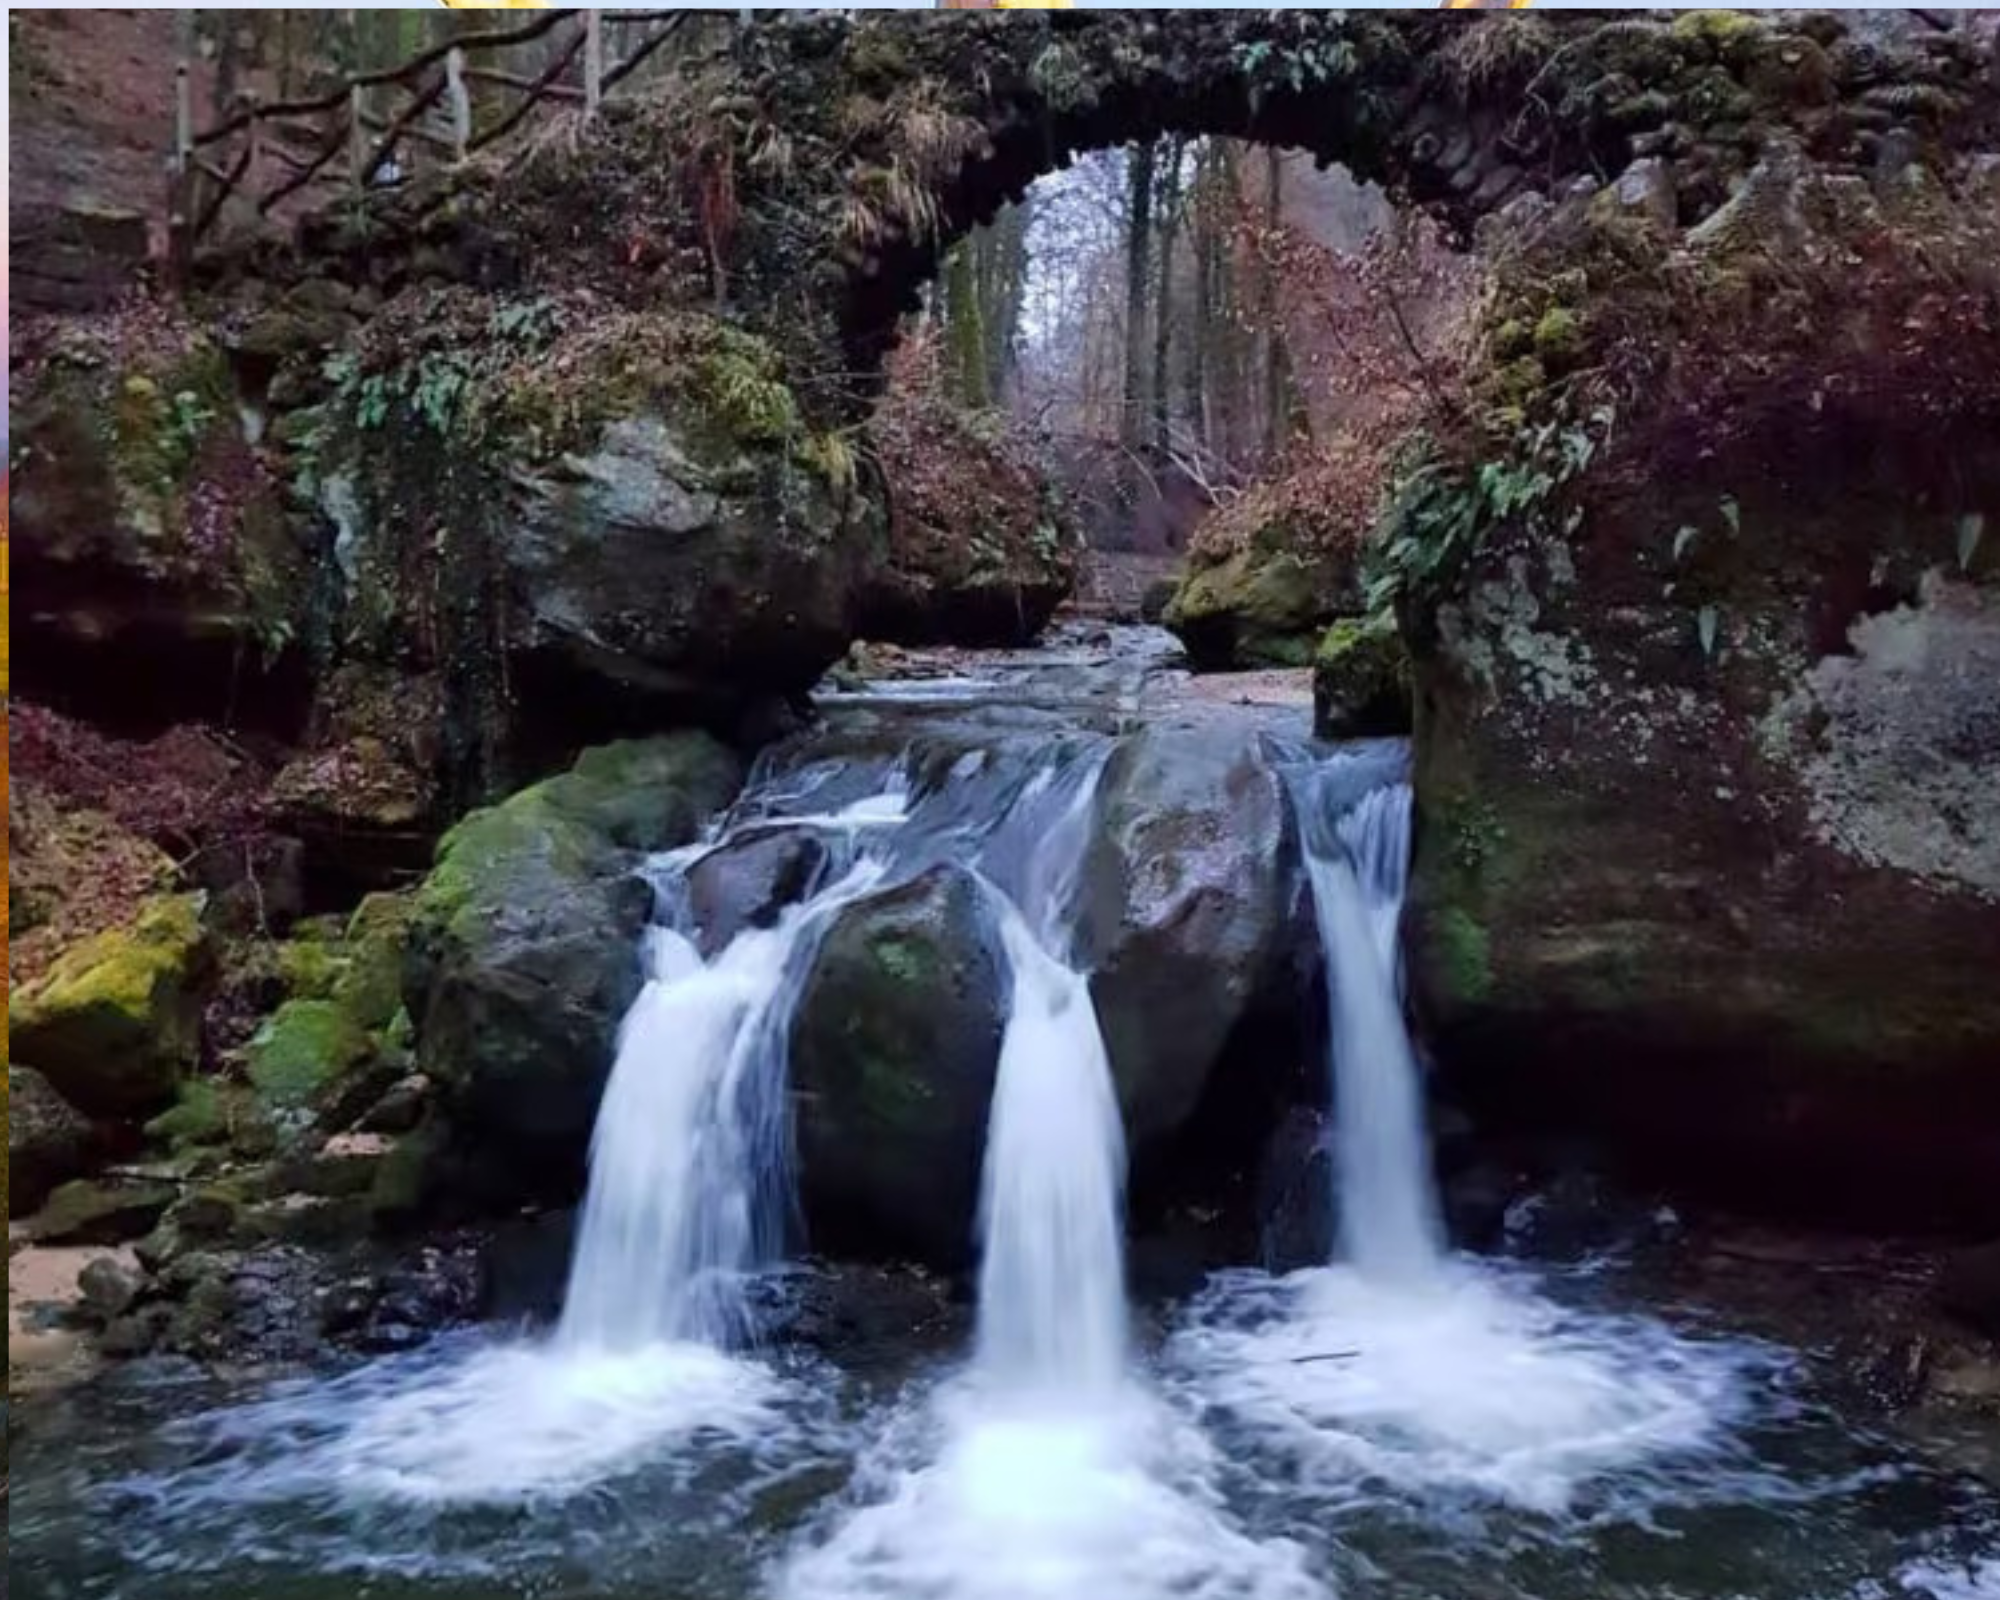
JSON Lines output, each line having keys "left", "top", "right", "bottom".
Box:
{"left": 1296, "top": 775, "right": 1442, "bottom": 1283}
{"left": 560, "top": 859, "right": 884, "bottom": 1352}
{"left": 1171, "top": 745, "right": 1763, "bottom": 1517}
{"left": 781, "top": 756, "right": 1327, "bottom": 1600}
{"left": 971, "top": 758, "right": 1128, "bottom": 1399}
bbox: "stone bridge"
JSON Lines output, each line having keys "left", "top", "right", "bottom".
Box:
{"left": 232, "top": 7, "right": 1997, "bottom": 412}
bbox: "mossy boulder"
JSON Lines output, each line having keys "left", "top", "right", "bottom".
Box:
{"left": 1404, "top": 155, "right": 2000, "bottom": 1232}
{"left": 1313, "top": 615, "right": 1413, "bottom": 739}
{"left": 859, "top": 383, "right": 1079, "bottom": 646}
{"left": 789, "top": 864, "right": 1009, "bottom": 1263}
{"left": 8, "top": 320, "right": 306, "bottom": 682}
{"left": 1076, "top": 723, "right": 1303, "bottom": 1155}
{"left": 408, "top": 733, "right": 744, "bottom": 1210}
{"left": 310, "top": 298, "right": 878, "bottom": 797}
{"left": 1164, "top": 542, "right": 1346, "bottom": 672}
{"left": 8, "top": 1065, "right": 99, "bottom": 1217}
{"left": 9, "top": 894, "right": 212, "bottom": 1119}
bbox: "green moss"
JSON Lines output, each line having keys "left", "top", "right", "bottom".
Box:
{"left": 1671, "top": 9, "right": 1768, "bottom": 62}
{"left": 1431, "top": 909, "right": 1494, "bottom": 1005}
{"left": 8, "top": 894, "right": 210, "bottom": 1116}
{"left": 144, "top": 1080, "right": 232, "bottom": 1148}
{"left": 104, "top": 342, "right": 232, "bottom": 516}
{"left": 1490, "top": 319, "right": 1532, "bottom": 360}
{"left": 1533, "top": 307, "right": 1584, "bottom": 367}
{"left": 247, "top": 999, "right": 373, "bottom": 1111}
{"left": 276, "top": 936, "right": 347, "bottom": 1001}
{"left": 1313, "top": 613, "right": 1412, "bottom": 738}
{"left": 871, "top": 931, "right": 933, "bottom": 989}
{"left": 1491, "top": 357, "right": 1550, "bottom": 409}
{"left": 336, "top": 893, "right": 414, "bottom": 1029}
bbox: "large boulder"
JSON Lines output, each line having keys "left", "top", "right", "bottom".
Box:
{"left": 789, "top": 865, "right": 1010, "bottom": 1263}
{"left": 307, "top": 297, "right": 876, "bottom": 797}
{"left": 859, "top": 373, "right": 1079, "bottom": 646}
{"left": 1164, "top": 479, "right": 1365, "bottom": 671}
{"left": 9, "top": 894, "right": 212, "bottom": 1119}
{"left": 7, "top": 1066, "right": 99, "bottom": 1218}
{"left": 8, "top": 314, "right": 311, "bottom": 727}
{"left": 1403, "top": 156, "right": 2000, "bottom": 1231}
{"left": 1076, "top": 722, "right": 1304, "bottom": 1155}
{"left": 406, "top": 734, "right": 744, "bottom": 1210}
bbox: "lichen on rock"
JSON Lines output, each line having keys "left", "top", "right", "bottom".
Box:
{"left": 8, "top": 893, "right": 212, "bottom": 1119}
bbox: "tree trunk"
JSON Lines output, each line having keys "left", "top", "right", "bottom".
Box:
{"left": 1122, "top": 140, "right": 1156, "bottom": 455}
{"left": 1259, "top": 147, "right": 1302, "bottom": 462}
{"left": 942, "top": 239, "right": 989, "bottom": 406}
{"left": 1150, "top": 137, "right": 1185, "bottom": 459}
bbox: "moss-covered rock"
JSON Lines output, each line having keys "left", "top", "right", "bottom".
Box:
{"left": 1164, "top": 542, "right": 1345, "bottom": 672}
{"left": 1403, "top": 153, "right": 2000, "bottom": 1232}
{"left": 8, "top": 1064, "right": 99, "bottom": 1218}
{"left": 8, "top": 316, "right": 307, "bottom": 677}
{"left": 143, "top": 1079, "right": 268, "bottom": 1156}
{"left": 8, "top": 894, "right": 212, "bottom": 1118}
{"left": 859, "top": 380, "right": 1079, "bottom": 646}
{"left": 1313, "top": 614, "right": 1413, "bottom": 739}
{"left": 789, "top": 864, "right": 1009, "bottom": 1263}
{"left": 31, "top": 1176, "right": 179, "bottom": 1245}
{"left": 407, "top": 733, "right": 744, "bottom": 1211}
{"left": 247, "top": 999, "right": 376, "bottom": 1115}
{"left": 305, "top": 296, "right": 877, "bottom": 800}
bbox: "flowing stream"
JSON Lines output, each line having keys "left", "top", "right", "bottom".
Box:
{"left": 8, "top": 627, "right": 1996, "bottom": 1599}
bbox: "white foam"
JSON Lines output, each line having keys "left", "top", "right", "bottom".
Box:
{"left": 1171, "top": 1261, "right": 1759, "bottom": 1517}
{"left": 775, "top": 1380, "right": 1329, "bottom": 1600}
{"left": 300, "top": 1339, "right": 798, "bottom": 1505}
{"left": 1900, "top": 1556, "right": 2000, "bottom": 1600}
{"left": 151, "top": 1333, "right": 815, "bottom": 1514}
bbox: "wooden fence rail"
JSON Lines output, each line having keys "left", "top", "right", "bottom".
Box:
{"left": 167, "top": 8, "right": 704, "bottom": 269}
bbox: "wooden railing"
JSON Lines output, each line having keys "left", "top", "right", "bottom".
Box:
{"left": 166, "top": 8, "right": 700, "bottom": 268}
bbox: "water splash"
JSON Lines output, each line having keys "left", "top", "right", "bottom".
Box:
{"left": 562, "top": 861, "right": 884, "bottom": 1351}
{"left": 781, "top": 754, "right": 1326, "bottom": 1600}
{"left": 1171, "top": 749, "right": 1764, "bottom": 1518}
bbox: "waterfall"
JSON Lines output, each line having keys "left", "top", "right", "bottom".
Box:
{"left": 781, "top": 755, "right": 1327, "bottom": 1600}
{"left": 1296, "top": 771, "right": 1443, "bottom": 1281}
{"left": 974, "top": 908, "right": 1128, "bottom": 1397}
{"left": 559, "top": 862, "right": 882, "bottom": 1352}
{"left": 1171, "top": 748, "right": 1756, "bottom": 1517}
{"left": 971, "top": 756, "right": 1127, "bottom": 1396}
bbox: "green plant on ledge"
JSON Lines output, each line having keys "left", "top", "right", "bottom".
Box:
{"left": 1365, "top": 399, "right": 1614, "bottom": 614}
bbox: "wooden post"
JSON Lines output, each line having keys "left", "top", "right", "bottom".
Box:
{"left": 446, "top": 46, "right": 471, "bottom": 160}
{"left": 584, "top": 11, "right": 603, "bottom": 118}
{"left": 166, "top": 56, "right": 195, "bottom": 278}
{"left": 350, "top": 85, "right": 367, "bottom": 190}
